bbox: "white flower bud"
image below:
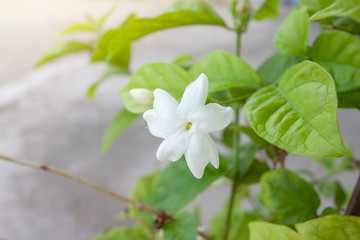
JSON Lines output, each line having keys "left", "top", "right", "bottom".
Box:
{"left": 129, "top": 88, "right": 154, "bottom": 108}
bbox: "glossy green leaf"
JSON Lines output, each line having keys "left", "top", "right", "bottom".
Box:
{"left": 92, "top": 227, "right": 148, "bottom": 240}
{"left": 60, "top": 23, "right": 95, "bottom": 36}
{"left": 129, "top": 171, "right": 162, "bottom": 229}
{"left": 296, "top": 215, "right": 360, "bottom": 240}
{"left": 310, "top": 0, "right": 360, "bottom": 24}
{"left": 244, "top": 61, "right": 346, "bottom": 157}
{"left": 92, "top": 0, "right": 225, "bottom": 65}
{"left": 257, "top": 53, "right": 305, "bottom": 85}
{"left": 120, "top": 63, "right": 192, "bottom": 114}
{"left": 254, "top": 0, "right": 280, "bottom": 20}
{"left": 101, "top": 109, "right": 138, "bottom": 154}
{"left": 274, "top": 7, "right": 310, "bottom": 56}
{"left": 249, "top": 222, "right": 300, "bottom": 240}
{"left": 154, "top": 156, "right": 227, "bottom": 214}
{"left": 87, "top": 65, "right": 128, "bottom": 99}
{"left": 260, "top": 169, "right": 320, "bottom": 225}
{"left": 34, "top": 41, "right": 92, "bottom": 67}
{"left": 163, "top": 212, "right": 197, "bottom": 240}
{"left": 311, "top": 30, "right": 360, "bottom": 92}
{"left": 233, "top": 125, "right": 270, "bottom": 148}
{"left": 298, "top": 0, "right": 335, "bottom": 16}
{"left": 338, "top": 88, "right": 360, "bottom": 109}
{"left": 190, "top": 50, "right": 263, "bottom": 91}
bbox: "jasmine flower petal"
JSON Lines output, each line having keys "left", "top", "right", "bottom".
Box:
{"left": 143, "top": 110, "right": 178, "bottom": 138}
{"left": 156, "top": 133, "right": 188, "bottom": 162}
{"left": 178, "top": 73, "right": 208, "bottom": 117}
{"left": 185, "top": 133, "right": 219, "bottom": 179}
{"left": 153, "top": 89, "right": 180, "bottom": 124}
{"left": 189, "top": 103, "right": 234, "bottom": 133}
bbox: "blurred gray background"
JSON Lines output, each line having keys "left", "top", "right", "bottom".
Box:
{"left": 0, "top": 0, "right": 359, "bottom": 239}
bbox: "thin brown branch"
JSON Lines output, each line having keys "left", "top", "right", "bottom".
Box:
{"left": 345, "top": 171, "right": 360, "bottom": 216}
{"left": 270, "top": 145, "right": 288, "bottom": 168}
{"left": 198, "top": 231, "right": 213, "bottom": 240}
{"left": 0, "top": 154, "right": 173, "bottom": 224}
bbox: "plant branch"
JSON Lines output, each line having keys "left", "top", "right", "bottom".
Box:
{"left": 345, "top": 171, "right": 360, "bottom": 216}
{"left": 198, "top": 231, "right": 213, "bottom": 240}
{"left": 0, "top": 154, "right": 173, "bottom": 224}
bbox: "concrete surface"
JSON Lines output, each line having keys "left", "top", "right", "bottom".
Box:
{"left": 0, "top": 0, "right": 359, "bottom": 240}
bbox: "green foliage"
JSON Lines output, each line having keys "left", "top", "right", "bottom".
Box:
{"left": 173, "top": 53, "right": 194, "bottom": 70}
{"left": 239, "top": 160, "right": 270, "bottom": 185}
{"left": 237, "top": 142, "right": 260, "bottom": 177}
{"left": 189, "top": 50, "right": 262, "bottom": 103}
{"left": 274, "top": 7, "right": 310, "bottom": 57}
{"left": 244, "top": 61, "right": 346, "bottom": 157}
{"left": 320, "top": 207, "right": 339, "bottom": 216}
{"left": 318, "top": 179, "right": 347, "bottom": 208}
{"left": 34, "top": 42, "right": 92, "bottom": 67}
{"left": 249, "top": 222, "right": 300, "bottom": 240}
{"left": 120, "top": 63, "right": 192, "bottom": 114}
{"left": 253, "top": 0, "right": 280, "bottom": 20}
{"left": 310, "top": 30, "right": 360, "bottom": 92}
{"left": 189, "top": 50, "right": 263, "bottom": 91}
{"left": 92, "top": 0, "right": 226, "bottom": 66}
{"left": 298, "top": 0, "right": 335, "bottom": 16}
{"left": 163, "top": 211, "right": 197, "bottom": 240}
{"left": 295, "top": 215, "right": 360, "bottom": 240}
{"left": 101, "top": 109, "right": 138, "bottom": 154}
{"left": 92, "top": 227, "right": 148, "bottom": 240}
{"left": 210, "top": 188, "right": 260, "bottom": 240}
{"left": 338, "top": 88, "right": 360, "bottom": 109}
{"left": 87, "top": 65, "right": 128, "bottom": 99}
{"left": 257, "top": 53, "right": 305, "bottom": 85}
{"left": 130, "top": 171, "right": 162, "bottom": 229}
{"left": 311, "top": 150, "right": 353, "bottom": 174}
{"left": 153, "top": 157, "right": 227, "bottom": 214}
{"left": 60, "top": 23, "right": 95, "bottom": 35}
{"left": 260, "top": 169, "right": 320, "bottom": 225}
{"left": 309, "top": 0, "right": 360, "bottom": 24}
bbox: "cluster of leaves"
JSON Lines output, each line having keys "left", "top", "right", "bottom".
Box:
{"left": 35, "top": 0, "right": 360, "bottom": 239}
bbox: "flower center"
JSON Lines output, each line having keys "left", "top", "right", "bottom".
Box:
{"left": 185, "top": 122, "right": 192, "bottom": 131}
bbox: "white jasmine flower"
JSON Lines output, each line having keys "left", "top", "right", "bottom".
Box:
{"left": 129, "top": 88, "right": 154, "bottom": 107}
{"left": 143, "top": 73, "right": 234, "bottom": 179}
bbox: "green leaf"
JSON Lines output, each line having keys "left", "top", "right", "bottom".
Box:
{"left": 257, "top": 53, "right": 305, "bottom": 85}
{"left": 120, "top": 63, "right": 192, "bottom": 114}
{"left": 92, "top": 227, "right": 148, "bottom": 240}
{"left": 189, "top": 50, "right": 262, "bottom": 103}
{"left": 163, "top": 212, "right": 197, "bottom": 240}
{"left": 311, "top": 30, "right": 360, "bottom": 92}
{"left": 233, "top": 125, "right": 270, "bottom": 148}
{"left": 154, "top": 156, "right": 227, "bottom": 215}
{"left": 332, "top": 16, "right": 360, "bottom": 35}
{"left": 129, "top": 171, "right": 162, "bottom": 229}
{"left": 238, "top": 142, "right": 260, "bottom": 177}
{"left": 274, "top": 7, "right": 310, "bottom": 57}
{"left": 311, "top": 150, "right": 353, "bottom": 174}
{"left": 239, "top": 160, "right": 270, "bottom": 185}
{"left": 321, "top": 207, "right": 340, "bottom": 216}
{"left": 92, "top": 0, "right": 225, "bottom": 65}
{"left": 173, "top": 53, "right": 194, "bottom": 70}
{"left": 60, "top": 23, "right": 95, "bottom": 36}
{"left": 318, "top": 179, "right": 347, "bottom": 208}
{"left": 190, "top": 50, "right": 263, "bottom": 92}
{"left": 309, "top": 0, "right": 360, "bottom": 24}
{"left": 298, "top": 0, "right": 335, "bottom": 16}
{"left": 249, "top": 222, "right": 300, "bottom": 240}
{"left": 254, "top": 0, "right": 280, "bottom": 20}
{"left": 244, "top": 61, "right": 346, "bottom": 157}
{"left": 338, "top": 88, "right": 360, "bottom": 109}
{"left": 96, "top": 6, "right": 117, "bottom": 30}
{"left": 101, "top": 109, "right": 138, "bottom": 154}
{"left": 87, "top": 65, "right": 128, "bottom": 99}
{"left": 295, "top": 214, "right": 360, "bottom": 240}
{"left": 260, "top": 169, "right": 320, "bottom": 225}
{"left": 34, "top": 41, "right": 92, "bottom": 67}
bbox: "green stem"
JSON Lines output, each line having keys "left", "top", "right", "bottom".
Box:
{"left": 223, "top": 106, "right": 240, "bottom": 240}
{"left": 236, "top": 32, "right": 241, "bottom": 57}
